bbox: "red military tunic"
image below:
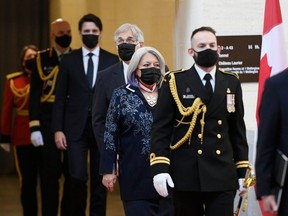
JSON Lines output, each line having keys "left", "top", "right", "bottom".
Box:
{"left": 1, "top": 71, "right": 31, "bottom": 146}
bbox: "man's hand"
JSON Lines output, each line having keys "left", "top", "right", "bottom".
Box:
{"left": 0, "top": 143, "right": 10, "bottom": 152}
{"left": 102, "top": 174, "right": 117, "bottom": 192}
{"left": 238, "top": 178, "right": 249, "bottom": 197}
{"left": 262, "top": 195, "right": 278, "bottom": 214}
{"left": 31, "top": 131, "right": 44, "bottom": 147}
{"left": 153, "top": 173, "right": 174, "bottom": 197}
{"left": 54, "top": 131, "right": 67, "bottom": 150}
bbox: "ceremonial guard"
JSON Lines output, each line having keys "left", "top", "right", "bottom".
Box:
{"left": 150, "top": 26, "right": 250, "bottom": 216}
{"left": 29, "top": 19, "right": 72, "bottom": 216}
{"left": 0, "top": 45, "right": 40, "bottom": 216}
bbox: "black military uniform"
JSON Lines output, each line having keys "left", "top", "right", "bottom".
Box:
{"left": 150, "top": 66, "right": 249, "bottom": 216}
{"left": 29, "top": 47, "right": 71, "bottom": 216}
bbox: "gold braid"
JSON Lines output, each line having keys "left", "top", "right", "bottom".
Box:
{"left": 9, "top": 79, "right": 30, "bottom": 111}
{"left": 169, "top": 72, "right": 207, "bottom": 150}
{"left": 40, "top": 70, "right": 58, "bottom": 102}
{"left": 36, "top": 53, "right": 59, "bottom": 81}
{"left": 242, "top": 164, "right": 256, "bottom": 212}
{"left": 36, "top": 51, "right": 59, "bottom": 102}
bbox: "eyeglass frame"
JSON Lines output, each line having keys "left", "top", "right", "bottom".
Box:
{"left": 116, "top": 36, "right": 138, "bottom": 45}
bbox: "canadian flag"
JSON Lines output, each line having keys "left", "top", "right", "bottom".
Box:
{"left": 256, "top": 0, "right": 288, "bottom": 124}
{"left": 255, "top": 0, "right": 288, "bottom": 215}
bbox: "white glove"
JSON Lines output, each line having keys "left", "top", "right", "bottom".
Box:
{"left": 153, "top": 173, "right": 174, "bottom": 197}
{"left": 0, "top": 143, "right": 10, "bottom": 152}
{"left": 238, "top": 178, "right": 248, "bottom": 197}
{"left": 31, "top": 131, "right": 44, "bottom": 147}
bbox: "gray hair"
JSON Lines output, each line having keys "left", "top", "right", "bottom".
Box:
{"left": 127, "top": 46, "right": 165, "bottom": 87}
{"left": 114, "top": 23, "right": 144, "bottom": 43}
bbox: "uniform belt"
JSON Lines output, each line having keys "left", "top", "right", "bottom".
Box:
{"left": 17, "top": 109, "right": 29, "bottom": 116}
{"left": 42, "top": 95, "right": 55, "bottom": 103}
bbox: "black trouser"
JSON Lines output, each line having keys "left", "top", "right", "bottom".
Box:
{"left": 67, "top": 118, "right": 107, "bottom": 216}
{"left": 123, "top": 197, "right": 174, "bottom": 216}
{"left": 173, "top": 190, "right": 236, "bottom": 216}
{"left": 60, "top": 150, "right": 72, "bottom": 216}
{"left": 40, "top": 111, "right": 71, "bottom": 216}
{"left": 15, "top": 145, "right": 41, "bottom": 216}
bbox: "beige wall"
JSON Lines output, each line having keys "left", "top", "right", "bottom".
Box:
{"left": 50, "top": 0, "right": 175, "bottom": 69}
{"left": 173, "top": 0, "right": 288, "bottom": 133}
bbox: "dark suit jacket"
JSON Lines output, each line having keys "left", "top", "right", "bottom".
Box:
{"left": 150, "top": 65, "right": 249, "bottom": 192}
{"left": 52, "top": 48, "right": 119, "bottom": 141}
{"left": 256, "top": 70, "right": 288, "bottom": 199}
{"left": 92, "top": 62, "right": 170, "bottom": 150}
{"left": 99, "top": 84, "right": 160, "bottom": 200}
{"left": 92, "top": 62, "right": 125, "bottom": 149}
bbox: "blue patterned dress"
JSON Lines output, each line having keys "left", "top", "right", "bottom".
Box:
{"left": 99, "top": 84, "right": 160, "bottom": 201}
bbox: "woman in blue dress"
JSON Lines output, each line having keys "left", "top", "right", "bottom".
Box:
{"left": 100, "top": 46, "right": 173, "bottom": 216}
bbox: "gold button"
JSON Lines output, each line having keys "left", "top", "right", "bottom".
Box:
{"left": 198, "top": 134, "right": 202, "bottom": 139}
{"left": 218, "top": 120, "right": 222, "bottom": 125}
{"left": 197, "top": 150, "right": 202, "bottom": 155}
{"left": 217, "top": 134, "right": 221, "bottom": 139}
{"left": 216, "top": 150, "right": 221, "bottom": 155}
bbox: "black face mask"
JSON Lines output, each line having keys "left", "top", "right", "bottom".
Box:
{"left": 139, "top": 67, "right": 162, "bottom": 85}
{"left": 118, "top": 43, "right": 136, "bottom": 61}
{"left": 24, "top": 58, "right": 35, "bottom": 71}
{"left": 55, "top": 35, "right": 72, "bottom": 48}
{"left": 193, "top": 49, "right": 218, "bottom": 67}
{"left": 82, "top": 34, "right": 99, "bottom": 49}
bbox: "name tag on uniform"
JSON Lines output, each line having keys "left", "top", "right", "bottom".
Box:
{"left": 183, "top": 94, "right": 195, "bottom": 99}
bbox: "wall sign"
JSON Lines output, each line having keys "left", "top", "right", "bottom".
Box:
{"left": 217, "top": 35, "right": 262, "bottom": 82}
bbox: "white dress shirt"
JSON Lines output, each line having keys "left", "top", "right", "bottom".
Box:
{"left": 194, "top": 64, "right": 216, "bottom": 92}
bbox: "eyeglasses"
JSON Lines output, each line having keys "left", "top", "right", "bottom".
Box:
{"left": 116, "top": 38, "right": 137, "bottom": 45}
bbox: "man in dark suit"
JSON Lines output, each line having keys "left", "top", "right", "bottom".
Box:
{"left": 149, "top": 26, "right": 250, "bottom": 216}
{"left": 51, "top": 14, "right": 119, "bottom": 216}
{"left": 92, "top": 23, "right": 144, "bottom": 152}
{"left": 256, "top": 69, "right": 288, "bottom": 216}
{"left": 29, "top": 18, "right": 72, "bottom": 216}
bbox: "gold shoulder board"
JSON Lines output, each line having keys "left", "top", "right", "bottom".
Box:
{"left": 167, "top": 68, "right": 185, "bottom": 75}
{"left": 6, "top": 71, "right": 23, "bottom": 80}
{"left": 162, "top": 68, "right": 185, "bottom": 83}
{"left": 219, "top": 68, "right": 239, "bottom": 79}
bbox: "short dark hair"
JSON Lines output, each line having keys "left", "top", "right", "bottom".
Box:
{"left": 190, "top": 26, "right": 216, "bottom": 40}
{"left": 78, "top": 13, "right": 103, "bottom": 31}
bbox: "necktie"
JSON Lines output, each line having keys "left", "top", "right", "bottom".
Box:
{"left": 204, "top": 73, "right": 213, "bottom": 101}
{"left": 87, "top": 53, "right": 94, "bottom": 88}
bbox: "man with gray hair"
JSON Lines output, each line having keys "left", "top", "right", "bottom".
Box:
{"left": 92, "top": 23, "right": 144, "bottom": 152}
